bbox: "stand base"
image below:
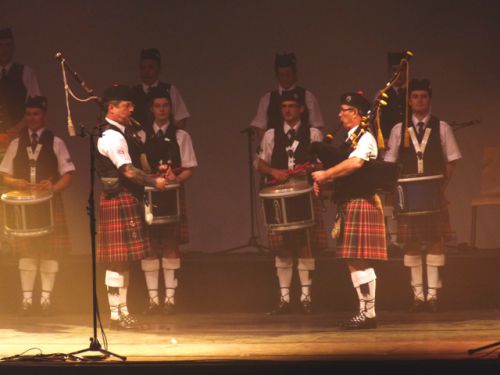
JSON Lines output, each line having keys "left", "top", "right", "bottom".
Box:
{"left": 217, "top": 236, "right": 270, "bottom": 254}
{"left": 70, "top": 337, "right": 127, "bottom": 361}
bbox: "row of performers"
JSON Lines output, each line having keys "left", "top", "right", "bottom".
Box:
{"left": 0, "top": 76, "right": 461, "bottom": 331}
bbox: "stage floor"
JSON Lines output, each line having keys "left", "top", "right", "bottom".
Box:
{"left": 0, "top": 309, "right": 498, "bottom": 362}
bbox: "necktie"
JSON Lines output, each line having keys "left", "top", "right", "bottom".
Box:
{"left": 287, "top": 128, "right": 296, "bottom": 140}
{"left": 1, "top": 67, "right": 6, "bottom": 79}
{"left": 157, "top": 129, "right": 164, "bottom": 139}
{"left": 31, "top": 132, "right": 38, "bottom": 151}
{"left": 417, "top": 122, "right": 425, "bottom": 141}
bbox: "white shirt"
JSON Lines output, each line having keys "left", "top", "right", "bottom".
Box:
{"left": 141, "top": 81, "right": 190, "bottom": 122}
{"left": 0, "top": 61, "right": 41, "bottom": 98}
{"left": 0, "top": 128, "right": 75, "bottom": 176}
{"left": 258, "top": 121, "right": 323, "bottom": 164}
{"left": 383, "top": 114, "right": 462, "bottom": 163}
{"left": 250, "top": 84, "right": 325, "bottom": 129}
{"left": 97, "top": 118, "right": 132, "bottom": 169}
{"left": 148, "top": 122, "right": 198, "bottom": 168}
{"left": 347, "top": 125, "right": 378, "bottom": 161}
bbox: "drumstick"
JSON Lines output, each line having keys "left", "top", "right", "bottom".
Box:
{"left": 267, "top": 162, "right": 312, "bottom": 186}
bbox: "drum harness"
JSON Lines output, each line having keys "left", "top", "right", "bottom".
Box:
{"left": 408, "top": 125, "right": 432, "bottom": 174}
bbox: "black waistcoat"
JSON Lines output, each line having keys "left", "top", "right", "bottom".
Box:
{"left": 144, "top": 123, "right": 181, "bottom": 174}
{"left": 131, "top": 81, "right": 172, "bottom": 133}
{"left": 12, "top": 128, "right": 60, "bottom": 182}
{"left": 0, "top": 63, "right": 27, "bottom": 131}
{"left": 267, "top": 86, "right": 309, "bottom": 130}
{"left": 399, "top": 115, "right": 445, "bottom": 176}
{"left": 270, "top": 122, "right": 312, "bottom": 169}
{"left": 379, "top": 86, "right": 406, "bottom": 139}
{"left": 96, "top": 122, "right": 145, "bottom": 198}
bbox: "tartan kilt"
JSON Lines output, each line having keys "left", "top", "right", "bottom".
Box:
{"left": 8, "top": 193, "right": 71, "bottom": 258}
{"left": 148, "top": 184, "right": 189, "bottom": 248}
{"left": 97, "top": 190, "right": 150, "bottom": 263}
{"left": 336, "top": 194, "right": 387, "bottom": 261}
{"left": 267, "top": 194, "right": 327, "bottom": 253}
{"left": 396, "top": 208, "right": 450, "bottom": 244}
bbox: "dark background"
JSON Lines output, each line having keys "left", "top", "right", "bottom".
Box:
{"left": 2, "top": 0, "right": 500, "bottom": 254}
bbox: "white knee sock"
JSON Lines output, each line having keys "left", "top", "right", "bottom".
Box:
{"left": 275, "top": 257, "right": 293, "bottom": 303}
{"left": 404, "top": 254, "right": 424, "bottom": 301}
{"left": 351, "top": 268, "right": 377, "bottom": 318}
{"left": 141, "top": 258, "right": 160, "bottom": 304}
{"left": 426, "top": 254, "right": 445, "bottom": 300}
{"left": 297, "top": 258, "right": 315, "bottom": 302}
{"left": 40, "top": 260, "right": 59, "bottom": 305}
{"left": 105, "top": 270, "right": 125, "bottom": 320}
{"left": 19, "top": 258, "right": 38, "bottom": 304}
{"left": 162, "top": 258, "right": 180, "bottom": 305}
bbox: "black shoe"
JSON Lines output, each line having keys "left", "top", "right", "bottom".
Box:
{"left": 20, "top": 302, "right": 35, "bottom": 317}
{"left": 110, "top": 314, "right": 142, "bottom": 330}
{"left": 40, "top": 302, "right": 54, "bottom": 317}
{"left": 408, "top": 299, "right": 427, "bottom": 313}
{"left": 267, "top": 300, "right": 291, "bottom": 315}
{"left": 163, "top": 302, "right": 176, "bottom": 315}
{"left": 142, "top": 302, "right": 162, "bottom": 316}
{"left": 300, "top": 299, "right": 313, "bottom": 314}
{"left": 340, "top": 312, "right": 377, "bottom": 330}
{"left": 427, "top": 298, "right": 439, "bottom": 313}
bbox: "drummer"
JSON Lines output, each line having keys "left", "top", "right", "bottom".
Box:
{"left": 256, "top": 88, "right": 326, "bottom": 314}
{"left": 384, "top": 79, "right": 461, "bottom": 313}
{"left": 0, "top": 96, "right": 75, "bottom": 316}
{"left": 139, "top": 87, "right": 197, "bottom": 315}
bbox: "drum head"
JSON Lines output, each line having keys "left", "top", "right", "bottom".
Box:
{"left": 259, "top": 181, "right": 312, "bottom": 198}
{"left": 1, "top": 189, "right": 53, "bottom": 203}
{"left": 145, "top": 181, "right": 180, "bottom": 192}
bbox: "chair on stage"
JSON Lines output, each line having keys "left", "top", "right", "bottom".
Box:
{"left": 470, "top": 147, "right": 500, "bottom": 249}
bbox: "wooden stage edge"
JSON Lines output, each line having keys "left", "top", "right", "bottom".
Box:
{"left": 0, "top": 310, "right": 499, "bottom": 373}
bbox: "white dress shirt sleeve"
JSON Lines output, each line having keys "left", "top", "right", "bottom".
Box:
{"left": 53, "top": 137, "right": 76, "bottom": 175}
{"left": 22, "top": 65, "right": 41, "bottom": 98}
{"left": 257, "top": 128, "right": 275, "bottom": 164}
{"left": 440, "top": 121, "right": 462, "bottom": 162}
{"left": 349, "top": 131, "right": 378, "bottom": 161}
{"left": 176, "top": 130, "right": 198, "bottom": 168}
{"left": 305, "top": 90, "right": 325, "bottom": 128}
{"left": 383, "top": 122, "right": 402, "bottom": 162}
{"left": 97, "top": 130, "right": 132, "bottom": 169}
{"left": 250, "top": 92, "right": 271, "bottom": 130}
{"left": 169, "top": 85, "right": 190, "bottom": 122}
{"left": 0, "top": 138, "right": 20, "bottom": 175}
{"left": 310, "top": 128, "right": 324, "bottom": 142}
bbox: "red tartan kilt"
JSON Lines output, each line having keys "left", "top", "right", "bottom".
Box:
{"left": 97, "top": 191, "right": 150, "bottom": 263}
{"left": 148, "top": 185, "right": 189, "bottom": 248}
{"left": 336, "top": 194, "right": 387, "bottom": 261}
{"left": 267, "top": 194, "right": 327, "bottom": 253}
{"left": 396, "top": 209, "right": 448, "bottom": 243}
{"left": 8, "top": 193, "right": 71, "bottom": 257}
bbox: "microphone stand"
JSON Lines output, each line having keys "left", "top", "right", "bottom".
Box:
{"left": 55, "top": 53, "right": 126, "bottom": 361}
{"left": 215, "top": 127, "right": 269, "bottom": 254}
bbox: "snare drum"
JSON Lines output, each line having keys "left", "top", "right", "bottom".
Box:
{"left": 394, "top": 174, "right": 444, "bottom": 216}
{"left": 144, "top": 182, "right": 180, "bottom": 225}
{"left": 259, "top": 179, "right": 314, "bottom": 231}
{"left": 1, "top": 190, "right": 54, "bottom": 237}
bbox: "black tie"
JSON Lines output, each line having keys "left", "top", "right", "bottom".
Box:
{"left": 31, "top": 132, "right": 38, "bottom": 151}
{"left": 287, "top": 128, "right": 296, "bottom": 141}
{"left": 416, "top": 122, "right": 425, "bottom": 142}
{"left": 157, "top": 129, "right": 164, "bottom": 139}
